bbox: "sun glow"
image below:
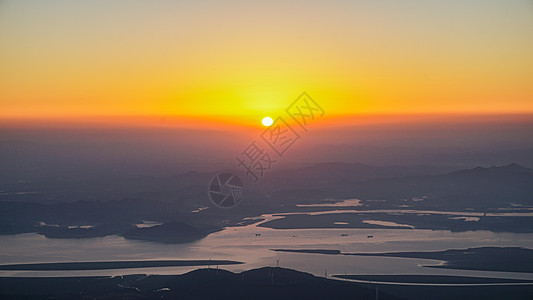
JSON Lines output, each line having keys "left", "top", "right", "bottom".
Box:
{"left": 1, "top": 1, "right": 532, "bottom": 122}
{"left": 262, "top": 117, "right": 273, "bottom": 126}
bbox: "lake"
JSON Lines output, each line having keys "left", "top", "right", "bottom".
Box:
{"left": 1, "top": 209, "right": 533, "bottom": 282}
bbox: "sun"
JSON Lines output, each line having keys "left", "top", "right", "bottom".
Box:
{"left": 262, "top": 116, "right": 273, "bottom": 126}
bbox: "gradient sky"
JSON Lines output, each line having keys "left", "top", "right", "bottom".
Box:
{"left": 1, "top": 0, "right": 532, "bottom": 124}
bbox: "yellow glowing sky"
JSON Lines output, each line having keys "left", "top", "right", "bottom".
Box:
{"left": 1, "top": 1, "right": 532, "bottom": 124}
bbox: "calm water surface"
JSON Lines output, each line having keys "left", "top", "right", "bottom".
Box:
{"left": 1, "top": 210, "right": 533, "bottom": 281}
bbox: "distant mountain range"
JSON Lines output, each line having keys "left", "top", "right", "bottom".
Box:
{"left": 0, "top": 162, "right": 532, "bottom": 240}
{"left": 266, "top": 163, "right": 533, "bottom": 209}
{"left": 260, "top": 162, "right": 449, "bottom": 189}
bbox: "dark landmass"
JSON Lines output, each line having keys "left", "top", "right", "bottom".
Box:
{"left": 37, "top": 222, "right": 134, "bottom": 239}
{"left": 259, "top": 211, "right": 533, "bottom": 233}
{"left": 1, "top": 267, "right": 533, "bottom": 300}
{"left": 0, "top": 260, "right": 242, "bottom": 271}
{"left": 271, "top": 247, "right": 533, "bottom": 273}
{"left": 346, "top": 247, "right": 533, "bottom": 273}
{"left": 377, "top": 282, "right": 533, "bottom": 300}
{"left": 0, "top": 267, "right": 405, "bottom": 300}
{"left": 32, "top": 221, "right": 224, "bottom": 243}
{"left": 121, "top": 221, "right": 222, "bottom": 243}
{"left": 272, "top": 249, "right": 341, "bottom": 255}
{"left": 273, "top": 247, "right": 533, "bottom": 273}
{"left": 333, "top": 274, "right": 533, "bottom": 284}
{"left": 0, "top": 196, "right": 276, "bottom": 241}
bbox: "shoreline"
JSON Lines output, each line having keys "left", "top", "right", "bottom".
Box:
{"left": 0, "top": 260, "right": 242, "bottom": 271}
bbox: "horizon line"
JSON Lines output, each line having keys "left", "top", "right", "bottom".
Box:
{"left": 1, "top": 112, "right": 532, "bottom": 130}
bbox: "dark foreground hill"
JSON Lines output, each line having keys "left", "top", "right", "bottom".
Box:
{"left": 2, "top": 266, "right": 533, "bottom": 300}
{"left": 0, "top": 267, "right": 404, "bottom": 300}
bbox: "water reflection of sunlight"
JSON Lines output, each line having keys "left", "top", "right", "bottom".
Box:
{"left": 2, "top": 202, "right": 533, "bottom": 280}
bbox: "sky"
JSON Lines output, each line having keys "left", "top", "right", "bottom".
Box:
{"left": 1, "top": 0, "right": 532, "bottom": 127}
